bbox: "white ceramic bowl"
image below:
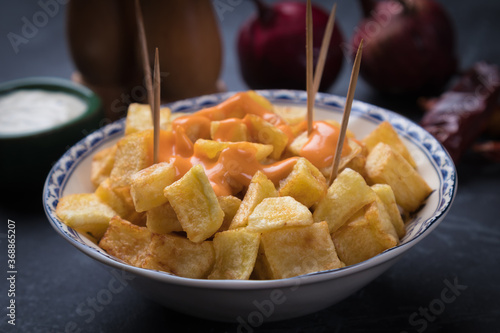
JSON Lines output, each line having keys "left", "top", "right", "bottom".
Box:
{"left": 43, "top": 90, "right": 457, "bottom": 323}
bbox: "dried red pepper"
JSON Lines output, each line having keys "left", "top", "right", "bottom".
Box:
{"left": 420, "top": 62, "right": 500, "bottom": 163}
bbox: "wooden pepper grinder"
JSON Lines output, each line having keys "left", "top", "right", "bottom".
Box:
{"left": 66, "top": 0, "right": 223, "bottom": 121}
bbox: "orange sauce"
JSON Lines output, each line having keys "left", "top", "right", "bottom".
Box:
{"left": 212, "top": 118, "right": 247, "bottom": 142}
{"left": 151, "top": 92, "right": 348, "bottom": 196}
{"left": 299, "top": 121, "right": 351, "bottom": 169}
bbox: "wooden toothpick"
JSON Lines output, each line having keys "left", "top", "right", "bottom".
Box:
{"left": 329, "top": 39, "right": 364, "bottom": 186}
{"left": 312, "top": 3, "right": 337, "bottom": 98}
{"left": 153, "top": 48, "right": 161, "bottom": 164}
{"left": 135, "top": 0, "right": 154, "bottom": 116}
{"left": 306, "top": 0, "right": 314, "bottom": 136}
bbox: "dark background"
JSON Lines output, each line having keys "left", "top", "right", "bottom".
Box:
{"left": 1, "top": 0, "right": 499, "bottom": 332}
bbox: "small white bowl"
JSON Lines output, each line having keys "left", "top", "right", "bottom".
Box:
{"left": 43, "top": 90, "right": 457, "bottom": 323}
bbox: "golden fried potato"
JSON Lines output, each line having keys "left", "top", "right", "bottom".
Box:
{"left": 364, "top": 197, "right": 399, "bottom": 247}
{"left": 146, "top": 202, "right": 183, "bottom": 234}
{"left": 229, "top": 171, "right": 278, "bottom": 230}
{"left": 288, "top": 120, "right": 355, "bottom": 155}
{"left": 332, "top": 197, "right": 398, "bottom": 265}
{"left": 363, "top": 121, "right": 416, "bottom": 168}
{"left": 130, "top": 162, "right": 176, "bottom": 212}
{"left": 319, "top": 138, "right": 364, "bottom": 177}
{"left": 287, "top": 130, "right": 309, "bottom": 156}
{"left": 246, "top": 196, "right": 313, "bottom": 232}
{"left": 125, "top": 103, "right": 171, "bottom": 135}
{"left": 365, "top": 143, "right": 432, "bottom": 212}
{"left": 208, "top": 229, "right": 260, "bottom": 280}
{"left": 313, "top": 168, "right": 377, "bottom": 233}
{"left": 109, "top": 130, "right": 152, "bottom": 188}
{"left": 163, "top": 164, "right": 224, "bottom": 243}
{"left": 272, "top": 105, "right": 306, "bottom": 125}
{"left": 56, "top": 193, "right": 117, "bottom": 239}
{"left": 217, "top": 195, "right": 242, "bottom": 232}
{"left": 342, "top": 147, "right": 367, "bottom": 177}
{"left": 210, "top": 119, "right": 249, "bottom": 142}
{"left": 245, "top": 114, "right": 288, "bottom": 159}
{"left": 141, "top": 233, "right": 215, "bottom": 279}
{"left": 251, "top": 242, "right": 274, "bottom": 280}
{"left": 278, "top": 158, "right": 327, "bottom": 208}
{"left": 172, "top": 115, "right": 211, "bottom": 143}
{"left": 95, "top": 178, "right": 135, "bottom": 219}
{"left": 194, "top": 139, "right": 273, "bottom": 161}
{"left": 247, "top": 91, "right": 273, "bottom": 111}
{"left": 288, "top": 131, "right": 363, "bottom": 177}
{"left": 99, "top": 216, "right": 152, "bottom": 266}
{"left": 166, "top": 112, "right": 191, "bottom": 130}
{"left": 90, "top": 145, "right": 117, "bottom": 187}
{"left": 256, "top": 221, "right": 344, "bottom": 279}
{"left": 110, "top": 186, "right": 146, "bottom": 226}
{"left": 371, "top": 184, "right": 405, "bottom": 238}
{"left": 332, "top": 212, "right": 387, "bottom": 266}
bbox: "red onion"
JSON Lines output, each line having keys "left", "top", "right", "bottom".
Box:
{"left": 351, "top": 0, "right": 458, "bottom": 95}
{"left": 237, "top": 0, "right": 344, "bottom": 91}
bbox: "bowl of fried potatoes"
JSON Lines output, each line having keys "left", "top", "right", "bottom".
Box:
{"left": 44, "top": 90, "right": 456, "bottom": 322}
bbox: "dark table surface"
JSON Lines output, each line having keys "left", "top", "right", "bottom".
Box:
{"left": 1, "top": 1, "right": 499, "bottom": 332}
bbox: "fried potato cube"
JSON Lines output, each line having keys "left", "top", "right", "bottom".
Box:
{"left": 287, "top": 130, "right": 309, "bottom": 156}
{"left": 128, "top": 211, "right": 147, "bottom": 227}
{"left": 343, "top": 153, "right": 366, "bottom": 177}
{"left": 318, "top": 138, "right": 364, "bottom": 177}
{"left": 166, "top": 112, "right": 190, "bottom": 130}
{"left": 365, "top": 197, "right": 399, "bottom": 246}
{"left": 251, "top": 241, "right": 275, "bottom": 280}
{"left": 244, "top": 114, "right": 288, "bottom": 159}
{"left": 363, "top": 121, "right": 416, "bottom": 168}
{"left": 246, "top": 196, "right": 313, "bottom": 232}
{"left": 289, "top": 132, "right": 362, "bottom": 178}
{"left": 130, "top": 162, "right": 176, "bottom": 212}
{"left": 289, "top": 120, "right": 307, "bottom": 137}
{"left": 99, "top": 216, "right": 152, "bottom": 266}
{"left": 210, "top": 119, "right": 249, "bottom": 142}
{"left": 332, "top": 214, "right": 388, "bottom": 266}
{"left": 194, "top": 139, "right": 273, "bottom": 161}
{"left": 313, "top": 168, "right": 377, "bottom": 233}
{"left": 257, "top": 221, "right": 344, "bottom": 279}
{"left": 56, "top": 193, "right": 117, "bottom": 239}
{"left": 109, "top": 130, "right": 152, "bottom": 188}
{"left": 332, "top": 198, "right": 399, "bottom": 266}
{"left": 288, "top": 121, "right": 356, "bottom": 156}
{"left": 272, "top": 105, "right": 306, "bottom": 125}
{"left": 172, "top": 115, "right": 212, "bottom": 143}
{"left": 95, "top": 178, "right": 136, "bottom": 219}
{"left": 342, "top": 148, "right": 367, "bottom": 177}
{"left": 372, "top": 184, "right": 406, "bottom": 238}
{"left": 125, "top": 103, "right": 171, "bottom": 135}
{"left": 229, "top": 171, "right": 278, "bottom": 230}
{"left": 208, "top": 230, "right": 260, "bottom": 280}
{"left": 111, "top": 186, "right": 146, "bottom": 225}
{"left": 278, "top": 158, "right": 327, "bottom": 208}
{"left": 90, "top": 145, "right": 117, "bottom": 187}
{"left": 247, "top": 90, "right": 274, "bottom": 111}
{"left": 217, "top": 195, "right": 242, "bottom": 232}
{"left": 141, "top": 233, "right": 215, "bottom": 279}
{"left": 365, "top": 143, "right": 432, "bottom": 212}
{"left": 163, "top": 164, "right": 224, "bottom": 243}
{"left": 146, "top": 202, "right": 183, "bottom": 234}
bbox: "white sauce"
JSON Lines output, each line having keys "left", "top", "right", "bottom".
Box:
{"left": 0, "top": 89, "right": 87, "bottom": 135}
